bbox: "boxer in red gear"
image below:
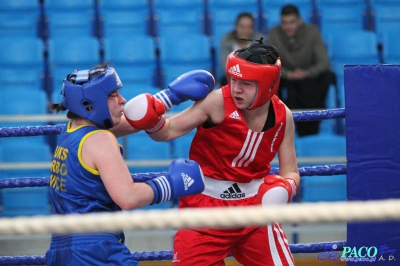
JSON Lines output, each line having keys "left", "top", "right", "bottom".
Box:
{"left": 144, "top": 40, "right": 300, "bottom": 266}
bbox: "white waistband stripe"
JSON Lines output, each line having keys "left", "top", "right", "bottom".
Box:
{"left": 202, "top": 176, "right": 263, "bottom": 200}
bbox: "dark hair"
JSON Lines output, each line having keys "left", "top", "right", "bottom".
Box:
{"left": 48, "top": 62, "right": 114, "bottom": 118}
{"left": 235, "top": 39, "right": 279, "bottom": 65}
{"left": 235, "top": 12, "right": 254, "bottom": 26}
{"left": 281, "top": 4, "right": 300, "bottom": 17}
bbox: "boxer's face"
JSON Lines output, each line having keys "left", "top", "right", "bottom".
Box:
{"left": 230, "top": 78, "right": 257, "bottom": 109}
{"left": 108, "top": 90, "right": 126, "bottom": 126}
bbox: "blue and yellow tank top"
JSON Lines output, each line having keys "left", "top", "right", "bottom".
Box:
{"left": 49, "top": 122, "right": 122, "bottom": 214}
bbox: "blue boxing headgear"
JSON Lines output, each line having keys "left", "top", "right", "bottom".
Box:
{"left": 60, "top": 66, "right": 123, "bottom": 129}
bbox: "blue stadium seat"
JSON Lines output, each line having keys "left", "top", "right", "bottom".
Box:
{"left": 381, "top": 29, "right": 400, "bottom": 64}
{"left": 0, "top": 68, "right": 43, "bottom": 92}
{"left": 46, "top": 12, "right": 95, "bottom": 38}
{"left": 0, "top": 12, "right": 40, "bottom": 38}
{"left": 47, "top": 36, "right": 101, "bottom": 94}
{"left": 327, "top": 30, "right": 380, "bottom": 106}
{"left": 207, "top": 0, "right": 259, "bottom": 16}
{"left": 315, "top": 0, "right": 366, "bottom": 9}
{"left": 124, "top": 131, "right": 172, "bottom": 174}
{"left": 44, "top": 0, "right": 95, "bottom": 38}
{"left": 153, "top": 0, "right": 204, "bottom": 11}
{"left": 99, "top": 0, "right": 148, "bottom": 9}
{"left": 295, "top": 134, "right": 347, "bottom": 202}
{"left": 301, "top": 175, "right": 347, "bottom": 202}
{"left": 170, "top": 129, "right": 197, "bottom": 159}
{"left": 125, "top": 131, "right": 171, "bottom": 160}
{"left": 370, "top": 0, "right": 400, "bottom": 9}
{"left": 103, "top": 35, "right": 157, "bottom": 90}
{"left": 318, "top": 7, "right": 366, "bottom": 43}
{"left": 0, "top": 36, "right": 44, "bottom": 91}
{"left": 0, "top": 186, "right": 51, "bottom": 216}
{"left": 0, "top": 88, "right": 48, "bottom": 116}
{"left": 295, "top": 134, "right": 346, "bottom": 159}
{"left": 0, "top": 1, "right": 41, "bottom": 37}
{"left": 0, "top": 136, "right": 52, "bottom": 216}
{"left": 0, "top": 136, "right": 52, "bottom": 163}
{"left": 153, "top": 0, "right": 205, "bottom": 37}
{"left": 372, "top": 6, "right": 400, "bottom": 38}
{"left": 154, "top": 9, "right": 205, "bottom": 37}
{"left": 98, "top": 0, "right": 151, "bottom": 37}
{"left": 44, "top": 0, "right": 93, "bottom": 10}
{"left": 102, "top": 11, "right": 151, "bottom": 38}
{"left": 0, "top": 1, "right": 39, "bottom": 11}
{"left": 159, "top": 33, "right": 212, "bottom": 86}
{"left": 315, "top": 0, "right": 367, "bottom": 32}
{"left": 0, "top": 37, "right": 43, "bottom": 66}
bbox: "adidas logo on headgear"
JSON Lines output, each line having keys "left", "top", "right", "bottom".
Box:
{"left": 220, "top": 183, "right": 245, "bottom": 199}
{"left": 228, "top": 64, "right": 242, "bottom": 77}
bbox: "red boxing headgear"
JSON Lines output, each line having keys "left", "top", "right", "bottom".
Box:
{"left": 226, "top": 42, "right": 281, "bottom": 109}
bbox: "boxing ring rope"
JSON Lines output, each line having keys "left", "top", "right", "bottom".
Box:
{"left": 0, "top": 108, "right": 345, "bottom": 137}
{"left": 0, "top": 241, "right": 347, "bottom": 264}
{"left": 0, "top": 108, "right": 360, "bottom": 264}
{"left": 0, "top": 164, "right": 347, "bottom": 189}
{"left": 1, "top": 199, "right": 400, "bottom": 236}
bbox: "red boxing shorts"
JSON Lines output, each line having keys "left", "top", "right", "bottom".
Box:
{"left": 173, "top": 191, "right": 294, "bottom": 265}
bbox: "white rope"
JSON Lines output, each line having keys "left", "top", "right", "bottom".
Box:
{"left": 0, "top": 157, "right": 347, "bottom": 170}
{"left": 0, "top": 199, "right": 399, "bottom": 236}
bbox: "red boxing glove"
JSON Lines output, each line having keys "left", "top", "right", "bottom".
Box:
{"left": 124, "top": 93, "right": 166, "bottom": 132}
{"left": 256, "top": 174, "right": 297, "bottom": 205}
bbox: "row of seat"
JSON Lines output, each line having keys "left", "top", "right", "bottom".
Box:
{"left": 1, "top": 0, "right": 399, "bottom": 38}
{"left": 1, "top": 27, "right": 397, "bottom": 110}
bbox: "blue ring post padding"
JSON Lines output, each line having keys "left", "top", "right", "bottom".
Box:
{"left": 345, "top": 65, "right": 400, "bottom": 264}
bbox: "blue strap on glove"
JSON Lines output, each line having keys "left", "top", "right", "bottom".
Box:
{"left": 154, "top": 70, "right": 215, "bottom": 110}
{"left": 146, "top": 158, "right": 205, "bottom": 204}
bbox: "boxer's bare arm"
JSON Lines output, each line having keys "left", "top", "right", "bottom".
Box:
{"left": 149, "top": 89, "right": 224, "bottom": 141}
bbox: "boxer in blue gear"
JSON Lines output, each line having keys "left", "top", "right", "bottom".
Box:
{"left": 46, "top": 63, "right": 205, "bottom": 266}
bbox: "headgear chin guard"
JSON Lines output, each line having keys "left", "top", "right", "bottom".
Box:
{"left": 226, "top": 40, "right": 281, "bottom": 110}
{"left": 60, "top": 66, "right": 123, "bottom": 129}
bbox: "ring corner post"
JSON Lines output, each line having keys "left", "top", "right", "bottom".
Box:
{"left": 345, "top": 64, "right": 400, "bottom": 264}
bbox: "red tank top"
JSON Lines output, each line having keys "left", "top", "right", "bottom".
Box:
{"left": 189, "top": 85, "right": 287, "bottom": 183}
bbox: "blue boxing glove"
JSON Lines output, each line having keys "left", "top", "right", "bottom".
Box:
{"left": 154, "top": 70, "right": 215, "bottom": 110}
{"left": 146, "top": 159, "right": 205, "bottom": 204}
